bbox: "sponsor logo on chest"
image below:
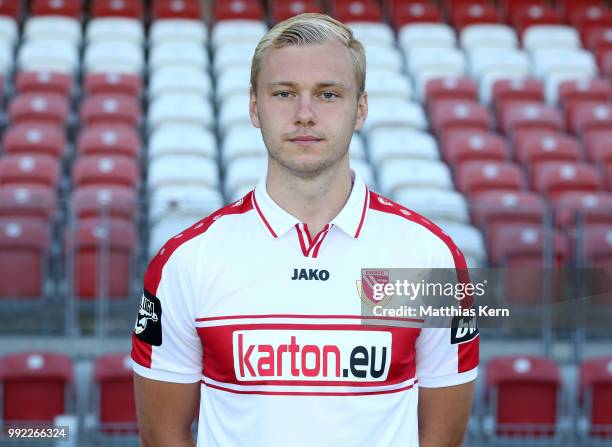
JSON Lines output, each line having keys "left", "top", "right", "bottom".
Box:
{"left": 291, "top": 268, "right": 330, "bottom": 281}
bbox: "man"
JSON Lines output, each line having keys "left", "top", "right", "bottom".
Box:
{"left": 132, "top": 13, "right": 478, "bottom": 447}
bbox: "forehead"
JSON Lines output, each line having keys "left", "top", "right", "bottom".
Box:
{"left": 259, "top": 40, "right": 356, "bottom": 89}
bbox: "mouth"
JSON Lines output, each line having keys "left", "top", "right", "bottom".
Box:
{"left": 289, "top": 137, "right": 324, "bottom": 144}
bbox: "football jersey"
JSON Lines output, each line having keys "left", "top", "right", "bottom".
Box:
{"left": 132, "top": 172, "right": 479, "bottom": 447}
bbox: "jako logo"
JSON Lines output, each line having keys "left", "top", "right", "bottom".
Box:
{"left": 232, "top": 330, "right": 391, "bottom": 382}
{"left": 291, "top": 268, "right": 330, "bottom": 281}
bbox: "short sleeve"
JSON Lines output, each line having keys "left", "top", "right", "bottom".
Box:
{"left": 131, "top": 243, "right": 203, "bottom": 383}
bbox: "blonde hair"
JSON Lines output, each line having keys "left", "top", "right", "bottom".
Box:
{"left": 250, "top": 13, "right": 366, "bottom": 99}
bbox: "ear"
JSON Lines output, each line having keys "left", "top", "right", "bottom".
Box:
{"left": 353, "top": 91, "right": 368, "bottom": 132}
{"left": 249, "top": 89, "right": 261, "bottom": 129}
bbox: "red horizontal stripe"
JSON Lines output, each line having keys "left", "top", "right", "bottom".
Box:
{"left": 195, "top": 314, "right": 424, "bottom": 323}
{"left": 202, "top": 381, "right": 417, "bottom": 396}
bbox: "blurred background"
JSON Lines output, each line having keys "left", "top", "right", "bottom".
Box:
{"left": 0, "top": 0, "right": 610, "bottom": 445}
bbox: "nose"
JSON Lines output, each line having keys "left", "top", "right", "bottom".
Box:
{"left": 293, "top": 94, "right": 317, "bottom": 127}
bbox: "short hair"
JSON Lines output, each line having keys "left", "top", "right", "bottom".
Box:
{"left": 250, "top": 13, "right": 366, "bottom": 99}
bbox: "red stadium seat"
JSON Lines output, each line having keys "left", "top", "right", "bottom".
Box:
{"left": 84, "top": 73, "right": 142, "bottom": 98}
{"left": 3, "top": 122, "right": 66, "bottom": 159}
{"left": 585, "top": 26, "right": 612, "bottom": 53}
{"left": 513, "top": 130, "right": 582, "bottom": 169}
{"left": 602, "top": 50, "right": 612, "bottom": 77}
{"left": 213, "top": 0, "right": 264, "bottom": 21}
{"left": 0, "top": 219, "right": 50, "bottom": 298}
{"left": 390, "top": 2, "right": 442, "bottom": 29}
{"left": 0, "top": 0, "right": 22, "bottom": 18}
{"left": 499, "top": 0, "right": 546, "bottom": 18}
{"left": 93, "top": 353, "right": 137, "bottom": 432}
{"left": 77, "top": 125, "right": 141, "bottom": 160}
{"left": 430, "top": 100, "right": 492, "bottom": 136}
{"left": 72, "top": 156, "right": 139, "bottom": 189}
{"left": 568, "top": 102, "right": 612, "bottom": 135}
{"left": 554, "top": 192, "right": 612, "bottom": 229}
{"left": 570, "top": 5, "right": 612, "bottom": 42}
{"left": 580, "top": 357, "right": 612, "bottom": 439}
{"left": 558, "top": 79, "right": 611, "bottom": 110}
{"left": 491, "top": 78, "right": 545, "bottom": 113}
{"left": 9, "top": 93, "right": 69, "bottom": 127}
{"left": 15, "top": 71, "right": 72, "bottom": 97}
{"left": 71, "top": 186, "right": 138, "bottom": 222}
{"left": 511, "top": 4, "right": 562, "bottom": 36}
{"left": 442, "top": 129, "right": 509, "bottom": 168}
{"left": 560, "top": 0, "right": 603, "bottom": 21}
{"left": 92, "top": 0, "right": 143, "bottom": 18}
{"left": 31, "top": 0, "right": 82, "bottom": 18}
{"left": 485, "top": 356, "right": 561, "bottom": 438}
{"left": 70, "top": 217, "right": 136, "bottom": 299}
{"left": 471, "top": 190, "right": 546, "bottom": 231}
{"left": 153, "top": 0, "right": 202, "bottom": 19}
{"left": 532, "top": 161, "right": 603, "bottom": 200}
{"left": 0, "top": 185, "right": 56, "bottom": 222}
{"left": 425, "top": 77, "right": 479, "bottom": 108}
{"left": 499, "top": 101, "right": 563, "bottom": 136}
{"left": 0, "top": 352, "right": 73, "bottom": 422}
{"left": 579, "top": 224, "right": 612, "bottom": 267}
{"left": 583, "top": 129, "right": 612, "bottom": 166}
{"left": 455, "top": 161, "right": 527, "bottom": 198}
{"left": 451, "top": 3, "right": 502, "bottom": 30}
{"left": 331, "top": 0, "right": 383, "bottom": 23}
{"left": 80, "top": 94, "right": 141, "bottom": 128}
{"left": 0, "top": 155, "right": 60, "bottom": 189}
{"left": 270, "top": 0, "right": 323, "bottom": 23}
{"left": 607, "top": 165, "right": 612, "bottom": 191}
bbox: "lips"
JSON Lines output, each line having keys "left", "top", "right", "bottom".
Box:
{"left": 290, "top": 136, "right": 324, "bottom": 142}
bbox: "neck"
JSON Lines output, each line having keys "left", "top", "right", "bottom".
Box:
{"left": 266, "top": 157, "right": 353, "bottom": 236}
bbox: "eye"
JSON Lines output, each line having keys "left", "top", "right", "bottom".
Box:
{"left": 273, "top": 91, "right": 293, "bottom": 98}
{"left": 320, "top": 92, "right": 339, "bottom": 100}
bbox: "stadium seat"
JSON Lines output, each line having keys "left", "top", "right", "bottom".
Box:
{"left": 398, "top": 23, "right": 455, "bottom": 51}
{"left": 17, "top": 39, "right": 79, "bottom": 74}
{"left": 441, "top": 129, "right": 509, "bottom": 168}
{"left": 92, "top": 0, "right": 143, "bottom": 19}
{"left": 86, "top": 18, "right": 144, "bottom": 46}
{"left": 532, "top": 162, "right": 603, "bottom": 200}
{"left": 214, "top": 42, "right": 258, "bottom": 75}
{"left": 0, "top": 41, "right": 12, "bottom": 75}
{"left": 71, "top": 186, "right": 137, "bottom": 223}
{"left": 0, "top": 155, "right": 60, "bottom": 189}
{"left": 436, "top": 220, "right": 487, "bottom": 267}
{"left": 365, "top": 69, "right": 412, "bottom": 100}
{"left": 80, "top": 94, "right": 140, "bottom": 128}
{"left": 93, "top": 353, "right": 137, "bottom": 432}
{"left": 149, "top": 185, "right": 224, "bottom": 227}
{"left": 0, "top": 219, "right": 50, "bottom": 298}
{"left": 557, "top": 78, "right": 611, "bottom": 110}
{"left": 578, "top": 224, "right": 612, "bottom": 268}
{"left": 218, "top": 94, "right": 252, "bottom": 135}
{"left": 24, "top": 16, "right": 81, "bottom": 45}
{"left": 270, "top": 0, "right": 322, "bottom": 23}
{"left": 484, "top": 356, "right": 561, "bottom": 438}
{"left": 84, "top": 73, "right": 141, "bottom": 97}
{"left": 425, "top": 77, "right": 478, "bottom": 107}
{"left": 468, "top": 48, "right": 530, "bottom": 80}
{"left": 451, "top": 3, "right": 502, "bottom": 30}
{"left": 378, "top": 159, "right": 453, "bottom": 196}
{"left": 361, "top": 98, "right": 427, "bottom": 134}
{"left": 150, "top": 41, "right": 209, "bottom": 73}
{"left": 559, "top": 0, "right": 603, "bottom": 21}
{"left": 0, "top": 1, "right": 21, "bottom": 19}
{"left": 213, "top": 0, "right": 264, "bottom": 21}
{"left": 486, "top": 78, "right": 544, "bottom": 108}
{"left": 224, "top": 157, "right": 268, "bottom": 199}
{"left": 83, "top": 41, "right": 144, "bottom": 74}
{"left": 363, "top": 44, "right": 403, "bottom": 72}
{"left": 15, "top": 71, "right": 72, "bottom": 97}
{"left": 9, "top": 93, "right": 69, "bottom": 127}
{"left": 471, "top": 190, "right": 546, "bottom": 231}
{"left": 368, "top": 128, "right": 439, "bottom": 169}
{"left": 455, "top": 161, "right": 527, "bottom": 197}
{"left": 0, "top": 352, "right": 73, "bottom": 422}
{"left": 391, "top": 2, "right": 442, "bottom": 29}
{"left": 149, "top": 214, "right": 205, "bottom": 256}
{"left": 554, "top": 192, "right": 612, "bottom": 230}
{"left": 148, "top": 155, "right": 219, "bottom": 191}
{"left": 394, "top": 188, "right": 469, "bottom": 224}
{"left": 0, "top": 185, "right": 57, "bottom": 222}
{"left": 77, "top": 125, "right": 141, "bottom": 160}
{"left": 216, "top": 66, "right": 253, "bottom": 102}
{"left": 429, "top": 100, "right": 492, "bottom": 136}
{"left": 607, "top": 165, "right": 612, "bottom": 192}
{"left": 531, "top": 49, "right": 597, "bottom": 81}
{"left": 210, "top": 19, "right": 267, "bottom": 49}
{"left": 0, "top": 16, "right": 18, "bottom": 47}
{"left": 221, "top": 124, "right": 267, "bottom": 167}
{"left": 460, "top": 24, "right": 517, "bottom": 50}
{"left": 3, "top": 122, "right": 66, "bottom": 159}
{"left": 406, "top": 47, "right": 467, "bottom": 81}
{"left": 148, "top": 94, "right": 214, "bottom": 132}
{"left": 568, "top": 103, "right": 612, "bottom": 135}
{"left": 153, "top": 0, "right": 202, "bottom": 20}
{"left": 346, "top": 23, "right": 395, "bottom": 47}
{"left": 149, "top": 19, "right": 207, "bottom": 46}
{"left": 498, "top": 101, "right": 563, "bottom": 136}
{"left": 331, "top": 0, "right": 383, "bottom": 23}
{"left": 149, "top": 67, "right": 212, "bottom": 100}
{"left": 579, "top": 357, "right": 612, "bottom": 439}
{"left": 349, "top": 134, "right": 366, "bottom": 160}
{"left": 72, "top": 156, "right": 139, "bottom": 189}
{"left": 69, "top": 217, "right": 136, "bottom": 299}
{"left": 514, "top": 131, "right": 582, "bottom": 169}
{"left": 570, "top": 4, "right": 612, "bottom": 42}
{"left": 585, "top": 26, "right": 612, "bottom": 54}
{"left": 31, "top": 0, "right": 82, "bottom": 18}
{"left": 523, "top": 25, "right": 581, "bottom": 51}
{"left": 583, "top": 129, "right": 612, "bottom": 166}
{"left": 149, "top": 125, "right": 216, "bottom": 161}
{"left": 511, "top": 4, "right": 562, "bottom": 35}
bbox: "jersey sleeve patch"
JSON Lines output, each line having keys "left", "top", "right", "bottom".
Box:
{"left": 134, "top": 290, "right": 163, "bottom": 346}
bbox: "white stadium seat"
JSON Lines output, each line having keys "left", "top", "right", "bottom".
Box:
{"left": 531, "top": 49, "right": 597, "bottom": 80}
{"left": 24, "top": 16, "right": 81, "bottom": 46}
{"left": 393, "top": 188, "right": 469, "bottom": 224}
{"left": 398, "top": 23, "right": 456, "bottom": 51}
{"left": 148, "top": 155, "right": 219, "bottom": 191}
{"left": 0, "top": 42, "right": 13, "bottom": 74}
{"left": 149, "top": 185, "right": 223, "bottom": 225}
{"left": 544, "top": 72, "right": 592, "bottom": 105}
{"left": 479, "top": 73, "right": 527, "bottom": 105}
{"left": 460, "top": 24, "right": 517, "bottom": 50}
{"left": 211, "top": 20, "right": 267, "bottom": 49}
{"left": 18, "top": 40, "right": 79, "bottom": 74}
{"left": 406, "top": 47, "right": 466, "bottom": 79}
{"left": 150, "top": 19, "right": 207, "bottom": 45}
{"left": 365, "top": 69, "right": 413, "bottom": 100}
{"left": 364, "top": 45, "right": 404, "bottom": 72}
{"left": 225, "top": 157, "right": 267, "bottom": 198}
{"left": 349, "top": 22, "right": 394, "bottom": 47}
{"left": 349, "top": 134, "right": 366, "bottom": 160}
{"left": 523, "top": 25, "right": 581, "bottom": 51}
{"left": 0, "top": 16, "right": 18, "bottom": 47}
{"left": 214, "top": 42, "right": 258, "bottom": 76}
{"left": 216, "top": 66, "right": 251, "bottom": 104}
{"left": 148, "top": 67, "right": 212, "bottom": 99}
{"left": 150, "top": 213, "right": 217, "bottom": 257}
{"left": 86, "top": 18, "right": 144, "bottom": 45}
{"left": 362, "top": 98, "right": 427, "bottom": 134}
{"left": 84, "top": 41, "right": 143, "bottom": 74}
{"left": 149, "top": 42, "right": 208, "bottom": 72}
{"left": 469, "top": 48, "right": 530, "bottom": 79}
{"left": 368, "top": 128, "right": 439, "bottom": 168}
{"left": 221, "top": 124, "right": 267, "bottom": 166}
{"left": 349, "top": 159, "right": 376, "bottom": 189}
{"left": 149, "top": 125, "right": 217, "bottom": 161}
{"left": 435, "top": 221, "right": 487, "bottom": 268}
{"left": 148, "top": 94, "right": 214, "bottom": 131}
{"left": 379, "top": 160, "right": 453, "bottom": 196}
{"left": 218, "top": 94, "right": 252, "bottom": 135}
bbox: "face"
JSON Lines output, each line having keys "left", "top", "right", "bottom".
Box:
{"left": 249, "top": 40, "right": 367, "bottom": 178}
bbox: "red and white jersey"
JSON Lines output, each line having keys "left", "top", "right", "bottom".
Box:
{"left": 132, "top": 172, "right": 479, "bottom": 447}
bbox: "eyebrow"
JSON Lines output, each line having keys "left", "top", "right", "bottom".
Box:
{"left": 265, "top": 81, "right": 348, "bottom": 89}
